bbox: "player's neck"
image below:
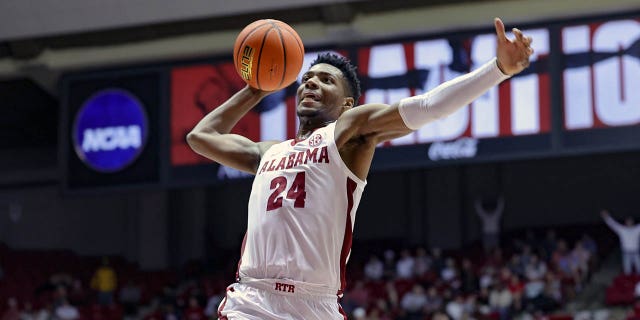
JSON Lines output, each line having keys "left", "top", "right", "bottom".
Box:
{"left": 296, "top": 116, "right": 335, "bottom": 140}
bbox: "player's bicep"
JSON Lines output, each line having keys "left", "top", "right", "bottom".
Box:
{"left": 187, "top": 132, "right": 269, "bottom": 174}
{"left": 336, "top": 103, "right": 413, "bottom": 145}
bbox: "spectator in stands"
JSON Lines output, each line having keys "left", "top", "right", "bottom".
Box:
{"left": 507, "top": 254, "right": 524, "bottom": 277}
{"left": 552, "top": 240, "right": 573, "bottom": 277}
{"left": 485, "top": 248, "right": 505, "bottom": 270}
{"left": 68, "top": 279, "right": 88, "bottom": 307}
{"left": 524, "top": 254, "right": 547, "bottom": 300}
{"left": 366, "top": 306, "right": 392, "bottom": 320}
{"left": 489, "top": 282, "right": 513, "bottom": 320}
{"left": 364, "top": 254, "right": 385, "bottom": 281}
{"left": 424, "top": 286, "right": 443, "bottom": 314}
{"left": 34, "top": 302, "right": 54, "bottom": 320}
{"left": 525, "top": 254, "right": 547, "bottom": 282}
{"left": 571, "top": 240, "right": 591, "bottom": 281}
{"left": 477, "top": 287, "right": 491, "bottom": 315}
{"left": 384, "top": 281, "right": 399, "bottom": 310}
{"left": 445, "top": 294, "right": 466, "bottom": 320}
{"left": 519, "top": 245, "right": 533, "bottom": 271}
{"left": 543, "top": 272, "right": 562, "bottom": 304}
{"left": 414, "top": 247, "right": 432, "bottom": 278}
{"left": 508, "top": 275, "right": 524, "bottom": 311}
{"left": 183, "top": 296, "right": 205, "bottom": 320}
{"left": 344, "top": 280, "right": 369, "bottom": 313}
{"left": 370, "top": 299, "right": 394, "bottom": 320}
{"left": 1, "top": 297, "right": 20, "bottom": 320}
{"left": 119, "top": 280, "right": 142, "bottom": 316}
{"left": 441, "top": 258, "right": 458, "bottom": 284}
{"left": 90, "top": 257, "right": 117, "bottom": 306}
{"left": 431, "top": 248, "right": 445, "bottom": 274}
{"left": 542, "top": 229, "right": 557, "bottom": 261}
{"left": 475, "top": 195, "right": 505, "bottom": 251}
{"left": 383, "top": 249, "right": 397, "bottom": 279}
{"left": 601, "top": 209, "right": 640, "bottom": 274}
{"left": 526, "top": 273, "right": 560, "bottom": 313}
{"left": 432, "top": 311, "right": 452, "bottom": 320}
{"left": 459, "top": 258, "right": 479, "bottom": 294}
{"left": 479, "top": 266, "right": 496, "bottom": 290}
{"left": 401, "top": 284, "right": 428, "bottom": 320}
{"left": 396, "top": 249, "right": 415, "bottom": 279}
{"left": 580, "top": 233, "right": 598, "bottom": 257}
{"left": 352, "top": 307, "right": 366, "bottom": 320}
{"left": 19, "top": 302, "right": 36, "bottom": 320}
{"left": 203, "top": 292, "right": 223, "bottom": 319}
{"left": 54, "top": 299, "right": 79, "bottom": 320}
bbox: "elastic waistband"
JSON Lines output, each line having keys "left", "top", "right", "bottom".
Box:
{"left": 238, "top": 276, "right": 339, "bottom": 300}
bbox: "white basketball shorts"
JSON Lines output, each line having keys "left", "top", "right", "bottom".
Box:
{"left": 217, "top": 277, "right": 347, "bottom": 320}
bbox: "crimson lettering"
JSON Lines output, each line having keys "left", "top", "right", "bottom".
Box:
{"left": 274, "top": 282, "right": 295, "bottom": 293}
{"left": 258, "top": 147, "right": 330, "bottom": 175}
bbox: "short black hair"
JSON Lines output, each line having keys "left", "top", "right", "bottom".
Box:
{"left": 310, "top": 53, "right": 361, "bottom": 105}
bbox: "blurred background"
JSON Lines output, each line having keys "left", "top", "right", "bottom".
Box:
{"left": 1, "top": 0, "right": 640, "bottom": 319}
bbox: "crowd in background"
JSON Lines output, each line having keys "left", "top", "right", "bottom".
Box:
{"left": 342, "top": 229, "right": 599, "bottom": 320}
{"left": 0, "top": 226, "right": 615, "bottom": 320}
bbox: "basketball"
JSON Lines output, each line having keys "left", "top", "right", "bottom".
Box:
{"left": 233, "top": 19, "right": 305, "bottom": 91}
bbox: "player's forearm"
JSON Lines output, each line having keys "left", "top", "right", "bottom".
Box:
{"left": 397, "top": 58, "right": 510, "bottom": 130}
{"left": 190, "top": 85, "right": 269, "bottom": 135}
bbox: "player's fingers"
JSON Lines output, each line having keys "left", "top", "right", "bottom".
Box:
{"left": 494, "top": 18, "right": 508, "bottom": 42}
{"left": 513, "top": 28, "right": 525, "bottom": 43}
{"left": 525, "top": 36, "right": 533, "bottom": 46}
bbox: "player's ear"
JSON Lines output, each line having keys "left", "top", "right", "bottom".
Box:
{"left": 342, "top": 97, "right": 355, "bottom": 110}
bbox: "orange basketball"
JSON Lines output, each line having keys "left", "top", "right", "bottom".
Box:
{"left": 233, "top": 19, "right": 305, "bottom": 91}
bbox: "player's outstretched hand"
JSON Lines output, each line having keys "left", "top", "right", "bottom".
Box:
{"left": 600, "top": 210, "right": 610, "bottom": 218}
{"left": 494, "top": 17, "right": 534, "bottom": 75}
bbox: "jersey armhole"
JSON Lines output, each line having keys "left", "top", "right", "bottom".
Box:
{"left": 326, "top": 123, "right": 367, "bottom": 187}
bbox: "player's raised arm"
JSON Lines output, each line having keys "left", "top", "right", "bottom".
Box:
{"left": 188, "top": 19, "right": 304, "bottom": 174}
{"left": 186, "top": 85, "right": 276, "bottom": 174}
{"left": 336, "top": 18, "right": 533, "bottom": 146}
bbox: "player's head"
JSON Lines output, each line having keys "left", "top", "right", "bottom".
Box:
{"left": 296, "top": 53, "right": 361, "bottom": 121}
{"left": 626, "top": 216, "right": 635, "bottom": 226}
{"left": 310, "top": 53, "right": 361, "bottom": 104}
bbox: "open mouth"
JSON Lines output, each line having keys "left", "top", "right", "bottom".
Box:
{"left": 301, "top": 92, "right": 320, "bottom": 102}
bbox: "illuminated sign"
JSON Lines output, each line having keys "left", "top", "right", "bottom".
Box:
{"left": 73, "top": 89, "right": 148, "bottom": 172}
{"left": 563, "top": 19, "right": 640, "bottom": 130}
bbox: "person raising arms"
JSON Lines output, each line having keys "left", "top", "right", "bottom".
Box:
{"left": 188, "top": 17, "right": 533, "bottom": 320}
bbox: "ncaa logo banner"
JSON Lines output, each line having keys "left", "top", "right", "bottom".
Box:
{"left": 73, "top": 89, "right": 149, "bottom": 173}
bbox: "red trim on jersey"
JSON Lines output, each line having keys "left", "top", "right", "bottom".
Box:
{"left": 235, "top": 232, "right": 248, "bottom": 280}
{"left": 217, "top": 286, "right": 234, "bottom": 319}
{"left": 339, "top": 178, "right": 357, "bottom": 293}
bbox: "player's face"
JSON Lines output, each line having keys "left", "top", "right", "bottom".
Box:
{"left": 296, "top": 63, "right": 353, "bottom": 119}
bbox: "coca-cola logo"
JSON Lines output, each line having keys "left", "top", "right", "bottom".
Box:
{"left": 428, "top": 138, "right": 478, "bottom": 161}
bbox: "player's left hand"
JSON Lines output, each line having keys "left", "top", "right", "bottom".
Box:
{"left": 494, "top": 17, "right": 534, "bottom": 75}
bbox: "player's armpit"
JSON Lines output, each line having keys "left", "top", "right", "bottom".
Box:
{"left": 186, "top": 132, "right": 267, "bottom": 174}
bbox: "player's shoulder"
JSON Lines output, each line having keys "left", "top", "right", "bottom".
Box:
{"left": 339, "top": 103, "right": 390, "bottom": 121}
{"left": 257, "top": 140, "right": 283, "bottom": 156}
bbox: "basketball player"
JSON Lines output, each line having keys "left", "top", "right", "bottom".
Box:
{"left": 187, "top": 18, "right": 533, "bottom": 319}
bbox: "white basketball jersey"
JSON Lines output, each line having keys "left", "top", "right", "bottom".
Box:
{"left": 239, "top": 122, "right": 366, "bottom": 294}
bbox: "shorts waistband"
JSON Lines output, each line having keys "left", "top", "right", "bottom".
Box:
{"left": 238, "top": 276, "right": 339, "bottom": 300}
